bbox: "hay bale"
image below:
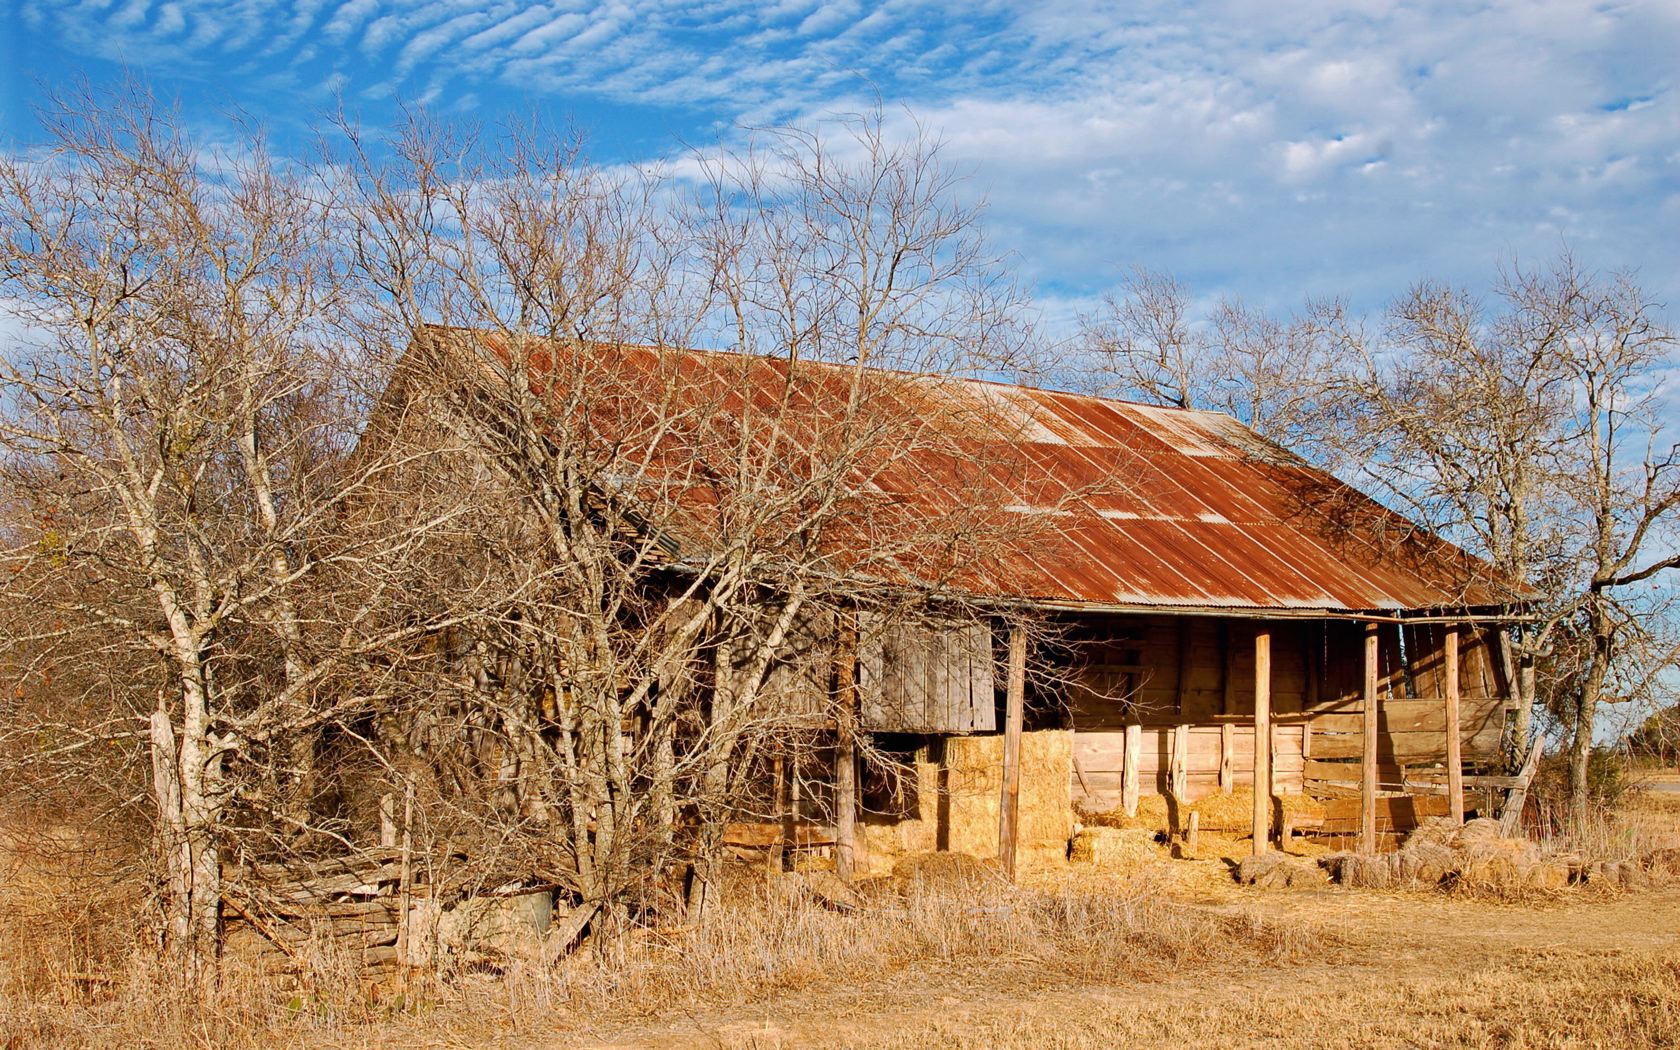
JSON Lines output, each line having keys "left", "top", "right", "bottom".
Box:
{"left": 1069, "top": 827, "right": 1158, "bottom": 868}
{"left": 1187, "top": 790, "right": 1324, "bottom": 834}
{"left": 1402, "top": 816, "right": 1461, "bottom": 852}
{"left": 892, "top": 851, "right": 1004, "bottom": 892}
{"left": 1398, "top": 843, "right": 1456, "bottom": 885}
{"left": 1643, "top": 847, "right": 1680, "bottom": 879}
{"left": 1237, "top": 853, "right": 1287, "bottom": 886}
{"left": 1457, "top": 817, "right": 1504, "bottom": 845}
{"left": 940, "top": 730, "right": 1072, "bottom": 869}
{"left": 1529, "top": 860, "right": 1571, "bottom": 892}
{"left": 1322, "top": 851, "right": 1396, "bottom": 888}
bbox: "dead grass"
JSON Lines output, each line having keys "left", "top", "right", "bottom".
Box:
{"left": 0, "top": 855, "right": 1304, "bottom": 1049}
{"left": 6, "top": 794, "right": 1679, "bottom": 1048}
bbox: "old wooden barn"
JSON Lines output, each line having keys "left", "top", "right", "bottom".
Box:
{"left": 376, "top": 332, "right": 1529, "bottom": 883}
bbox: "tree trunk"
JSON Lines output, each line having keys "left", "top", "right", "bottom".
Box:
{"left": 151, "top": 675, "right": 222, "bottom": 991}
{"left": 1569, "top": 605, "right": 1613, "bottom": 816}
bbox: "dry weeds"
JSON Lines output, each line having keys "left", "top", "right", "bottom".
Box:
{"left": 4, "top": 792, "right": 1678, "bottom": 1048}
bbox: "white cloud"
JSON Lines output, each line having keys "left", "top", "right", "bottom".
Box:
{"left": 15, "top": 0, "right": 1680, "bottom": 320}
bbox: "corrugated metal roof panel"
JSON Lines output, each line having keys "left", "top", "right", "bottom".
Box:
{"left": 426, "top": 330, "right": 1523, "bottom": 614}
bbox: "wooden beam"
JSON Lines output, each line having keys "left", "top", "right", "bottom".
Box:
{"left": 1253, "top": 626, "right": 1272, "bottom": 855}
{"left": 998, "top": 624, "right": 1027, "bottom": 880}
{"left": 1444, "top": 626, "right": 1464, "bottom": 824}
{"left": 835, "top": 613, "right": 860, "bottom": 880}
{"left": 1219, "top": 722, "right": 1234, "bottom": 793}
{"left": 1362, "top": 621, "right": 1380, "bottom": 854}
{"left": 1122, "top": 723, "right": 1141, "bottom": 817}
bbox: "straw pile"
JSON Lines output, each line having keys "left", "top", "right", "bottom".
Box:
{"left": 858, "top": 730, "right": 1074, "bottom": 873}
{"left": 1078, "top": 789, "right": 1323, "bottom": 836}
{"left": 1068, "top": 827, "right": 1161, "bottom": 870}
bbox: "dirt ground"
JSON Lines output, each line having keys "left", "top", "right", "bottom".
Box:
{"left": 529, "top": 793, "right": 1680, "bottom": 1050}
{"left": 531, "top": 885, "right": 1678, "bottom": 1050}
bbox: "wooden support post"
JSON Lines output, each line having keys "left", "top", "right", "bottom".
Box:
{"left": 773, "top": 753, "right": 792, "bottom": 873}
{"left": 1362, "top": 621, "right": 1380, "bottom": 854}
{"left": 1171, "top": 723, "right": 1189, "bottom": 800}
{"left": 1121, "top": 723, "right": 1141, "bottom": 818}
{"left": 1444, "top": 626, "right": 1464, "bottom": 825}
{"left": 1186, "top": 810, "right": 1200, "bottom": 857}
{"left": 998, "top": 624, "right": 1027, "bottom": 880}
{"left": 1252, "top": 626, "right": 1272, "bottom": 855}
{"left": 1219, "top": 722, "right": 1234, "bottom": 793}
{"left": 835, "top": 613, "right": 860, "bottom": 880}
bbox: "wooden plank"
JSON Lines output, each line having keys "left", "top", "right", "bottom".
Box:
{"left": 1445, "top": 626, "right": 1464, "bottom": 824}
{"left": 998, "top": 624, "right": 1026, "bottom": 880}
{"left": 1122, "top": 724, "right": 1141, "bottom": 817}
{"left": 1219, "top": 722, "right": 1234, "bottom": 792}
{"left": 1307, "top": 696, "right": 1504, "bottom": 735}
{"left": 1362, "top": 622, "right": 1379, "bottom": 854}
{"left": 1304, "top": 721, "right": 1504, "bottom": 761}
{"left": 1253, "top": 627, "right": 1271, "bottom": 855}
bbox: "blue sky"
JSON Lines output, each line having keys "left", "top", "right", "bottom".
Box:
{"left": 4, "top": 1, "right": 1679, "bottom": 328}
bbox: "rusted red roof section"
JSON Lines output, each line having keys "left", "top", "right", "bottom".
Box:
{"left": 432, "top": 331, "right": 1521, "bottom": 614}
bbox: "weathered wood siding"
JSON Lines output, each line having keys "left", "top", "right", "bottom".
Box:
{"left": 1072, "top": 724, "right": 1306, "bottom": 807}
{"left": 858, "top": 619, "right": 996, "bottom": 733}
{"left": 1065, "top": 615, "right": 1511, "bottom": 803}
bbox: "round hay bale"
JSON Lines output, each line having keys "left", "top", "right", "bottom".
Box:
{"left": 1643, "top": 847, "right": 1680, "bottom": 879}
{"left": 1398, "top": 843, "right": 1456, "bottom": 886}
{"left": 1281, "top": 858, "right": 1328, "bottom": 889}
{"left": 1237, "top": 852, "right": 1287, "bottom": 886}
{"left": 1529, "top": 860, "right": 1571, "bottom": 892}
{"left": 1328, "top": 851, "right": 1394, "bottom": 889}
{"left": 1457, "top": 817, "right": 1503, "bottom": 845}
{"left": 891, "top": 851, "right": 1004, "bottom": 894}
{"left": 1402, "top": 816, "right": 1461, "bottom": 852}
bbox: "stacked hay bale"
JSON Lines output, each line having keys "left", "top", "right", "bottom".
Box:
{"left": 857, "top": 730, "right": 1073, "bottom": 874}
{"left": 940, "top": 730, "right": 1073, "bottom": 869}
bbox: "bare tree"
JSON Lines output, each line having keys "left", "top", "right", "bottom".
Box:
{"left": 333, "top": 109, "right": 1050, "bottom": 934}
{"left": 1078, "top": 268, "right": 1344, "bottom": 454}
{"left": 1336, "top": 258, "right": 1680, "bottom": 813}
{"left": 0, "top": 89, "right": 468, "bottom": 985}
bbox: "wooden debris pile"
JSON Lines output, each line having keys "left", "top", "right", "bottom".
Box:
{"left": 223, "top": 849, "right": 408, "bottom": 971}
{"left": 223, "top": 849, "right": 561, "bottom": 973}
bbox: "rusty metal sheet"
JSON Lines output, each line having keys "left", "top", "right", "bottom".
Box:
{"left": 434, "top": 331, "right": 1522, "bottom": 614}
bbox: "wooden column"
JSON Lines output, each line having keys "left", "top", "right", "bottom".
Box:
{"left": 774, "top": 753, "right": 794, "bottom": 872}
{"left": 998, "top": 624, "right": 1027, "bottom": 880}
{"left": 1444, "top": 626, "right": 1464, "bottom": 824}
{"left": 834, "top": 613, "right": 860, "bottom": 880}
{"left": 1219, "top": 723, "right": 1234, "bottom": 793}
{"left": 1361, "top": 621, "right": 1380, "bottom": 854}
{"left": 1252, "top": 626, "right": 1271, "bottom": 855}
{"left": 1121, "top": 723, "right": 1141, "bottom": 817}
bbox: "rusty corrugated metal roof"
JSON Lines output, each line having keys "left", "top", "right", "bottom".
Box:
{"left": 422, "top": 330, "right": 1522, "bottom": 615}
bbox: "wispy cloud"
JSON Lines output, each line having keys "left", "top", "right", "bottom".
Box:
{"left": 14, "top": 0, "right": 1680, "bottom": 322}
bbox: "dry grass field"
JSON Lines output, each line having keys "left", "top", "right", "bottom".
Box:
{"left": 4, "top": 789, "right": 1678, "bottom": 1049}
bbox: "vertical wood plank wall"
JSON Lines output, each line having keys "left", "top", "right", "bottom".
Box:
{"left": 1067, "top": 614, "right": 1509, "bottom": 808}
